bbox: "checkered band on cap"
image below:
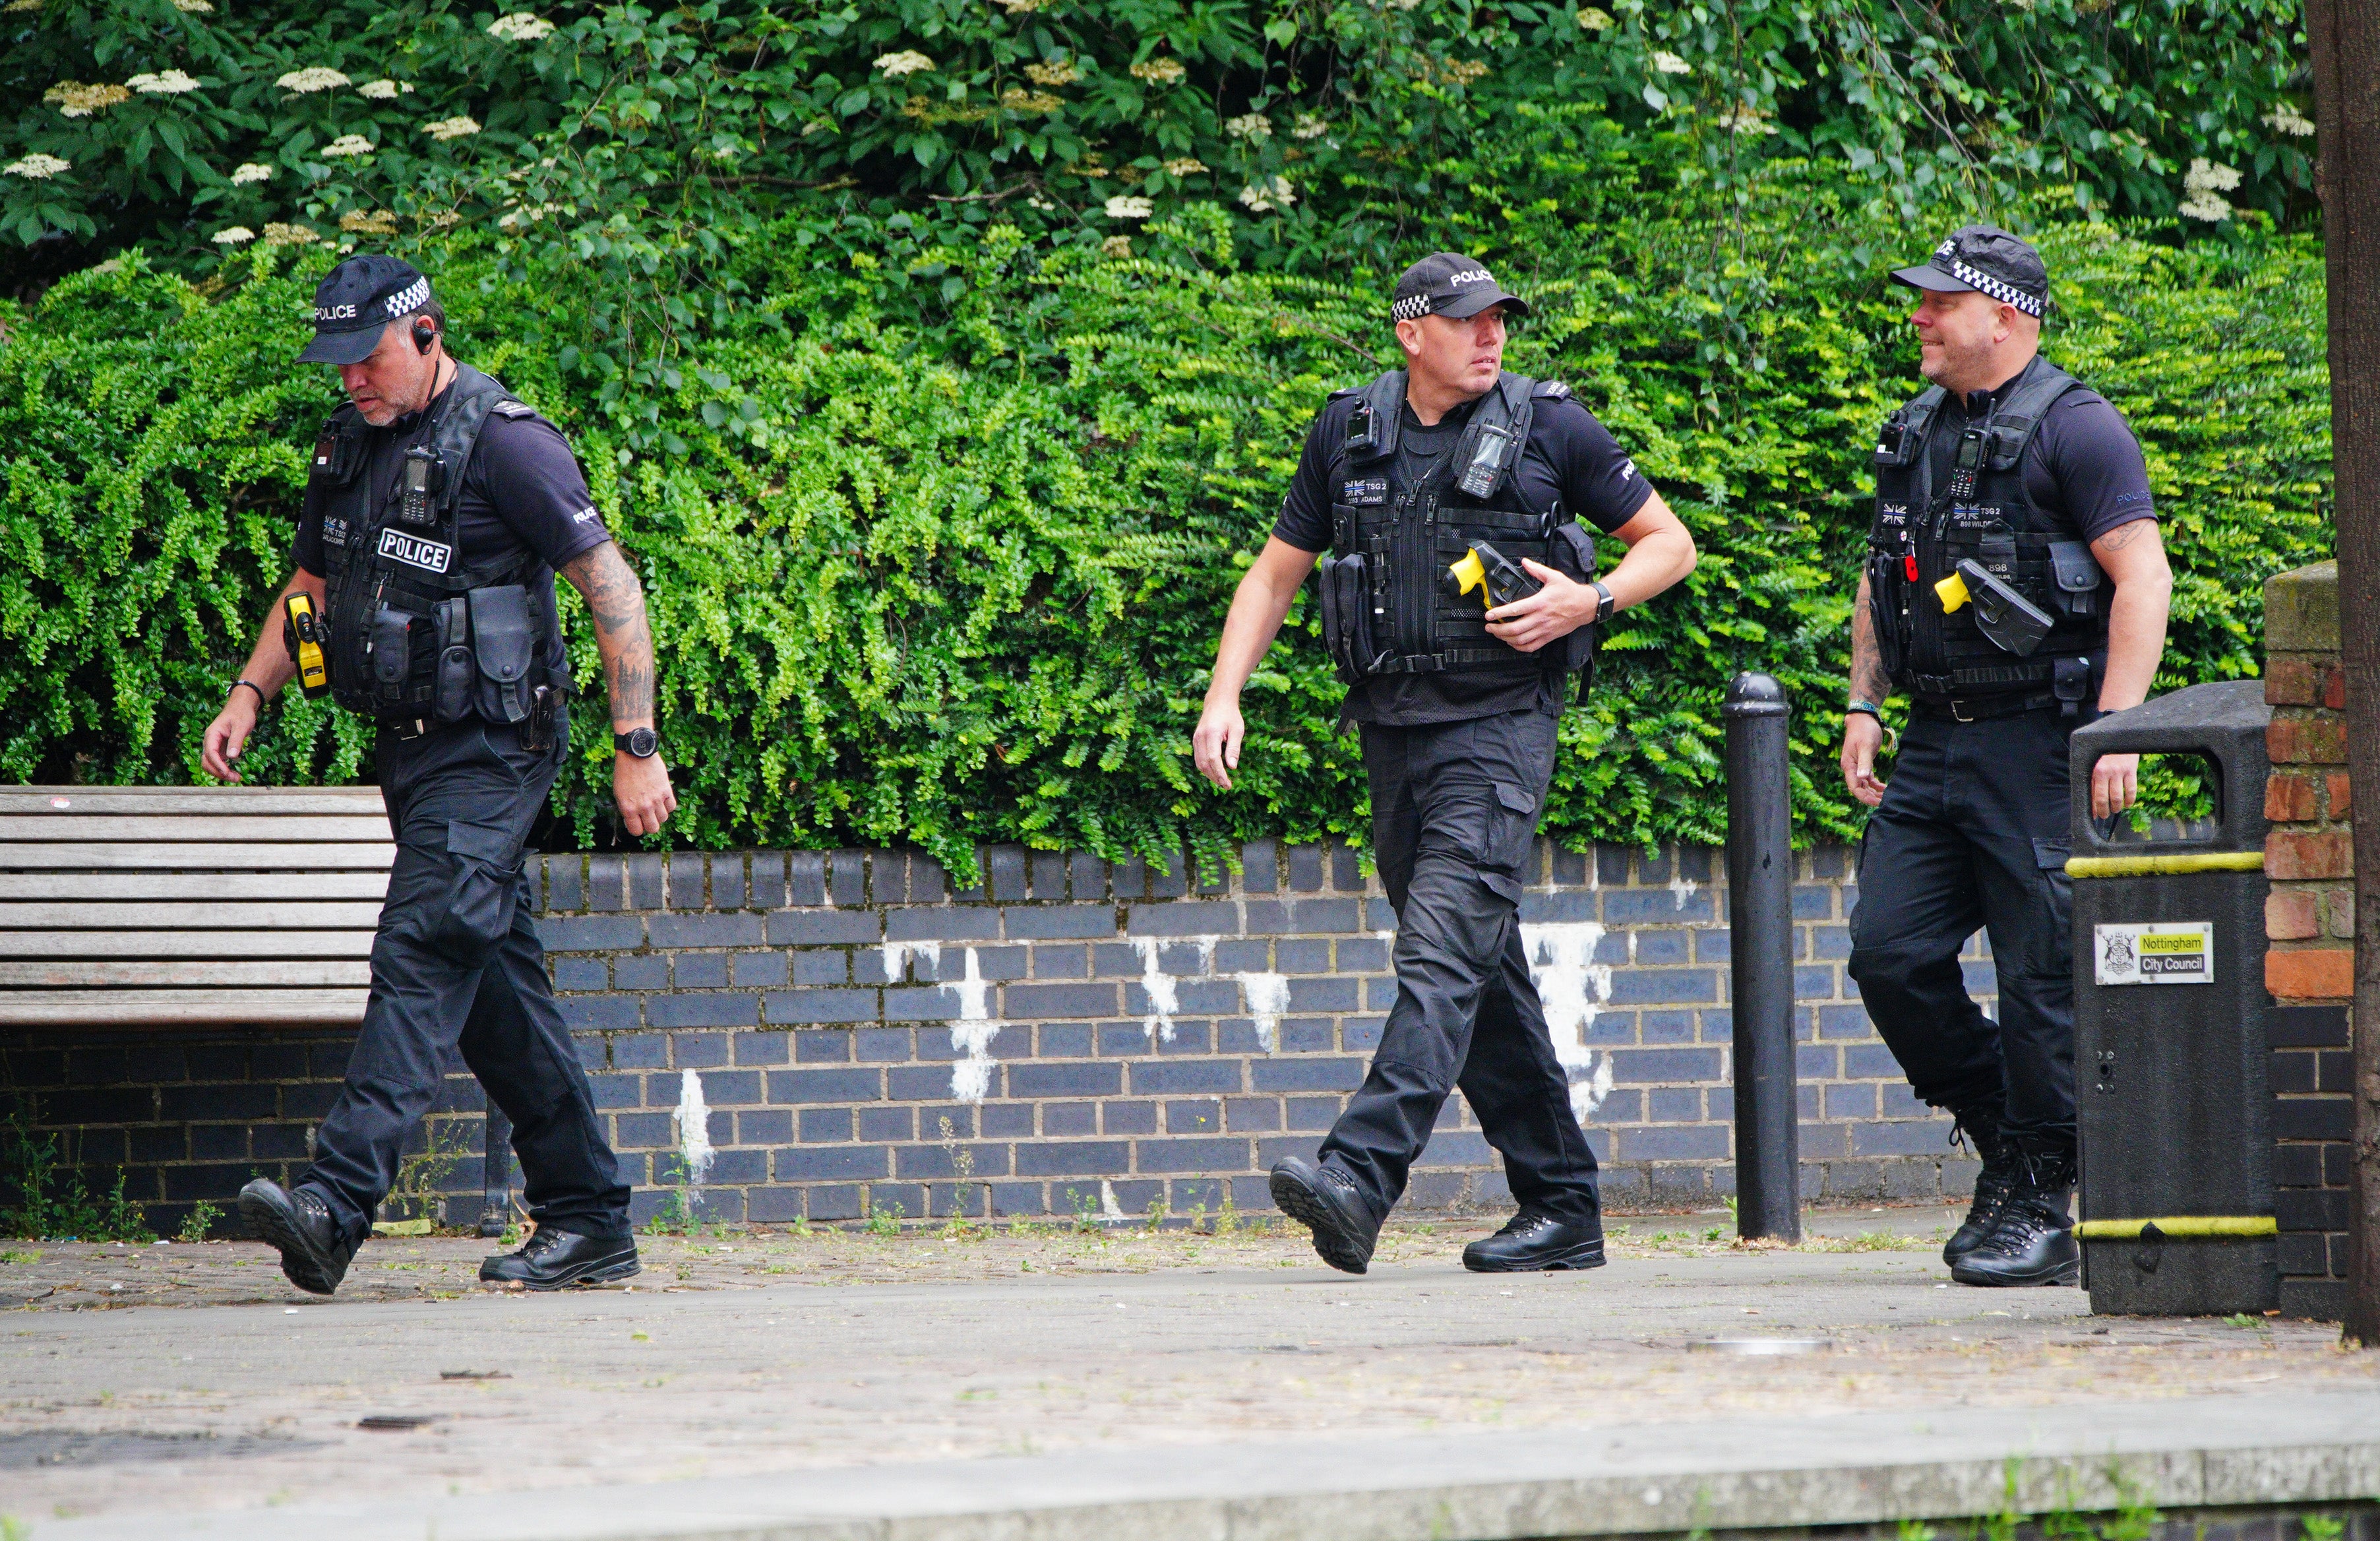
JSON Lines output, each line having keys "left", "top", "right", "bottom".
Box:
{"left": 1947, "top": 258, "right": 2043, "bottom": 317}
{"left": 384, "top": 276, "right": 433, "bottom": 316}
{"left": 1391, "top": 294, "right": 1434, "bottom": 321}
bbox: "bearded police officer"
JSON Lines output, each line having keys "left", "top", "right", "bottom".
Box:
{"left": 200, "top": 255, "right": 677, "bottom": 1294}
{"left": 1192, "top": 253, "right": 1697, "bottom": 1275}
{"left": 1843, "top": 226, "right": 2172, "bottom": 1287}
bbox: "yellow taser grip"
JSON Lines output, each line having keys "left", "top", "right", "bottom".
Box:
{"left": 286, "top": 594, "right": 329, "bottom": 697}
{"left": 1448, "top": 549, "right": 1490, "bottom": 609}
{"left": 1934, "top": 570, "right": 1970, "bottom": 613}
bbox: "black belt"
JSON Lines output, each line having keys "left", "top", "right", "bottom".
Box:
{"left": 1912, "top": 690, "right": 2105, "bottom": 725}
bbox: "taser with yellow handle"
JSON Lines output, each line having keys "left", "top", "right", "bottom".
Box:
{"left": 283, "top": 593, "right": 330, "bottom": 700}
{"left": 1447, "top": 540, "right": 1542, "bottom": 612}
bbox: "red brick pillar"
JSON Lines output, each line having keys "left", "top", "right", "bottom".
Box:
{"left": 2264, "top": 560, "right": 2354, "bottom": 1315}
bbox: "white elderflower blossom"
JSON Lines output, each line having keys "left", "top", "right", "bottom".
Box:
{"left": 1103, "top": 194, "right": 1153, "bottom": 218}
{"left": 1292, "top": 113, "right": 1327, "bottom": 139}
{"left": 320, "top": 134, "right": 375, "bottom": 158}
{"left": 1224, "top": 111, "right": 1271, "bottom": 140}
{"left": 994, "top": 0, "right": 1039, "bottom": 11}
{"left": 1130, "top": 57, "right": 1185, "bottom": 83}
{"left": 357, "top": 79, "right": 415, "bottom": 100}
{"left": 230, "top": 161, "right": 274, "bottom": 184}
{"left": 1237, "top": 175, "right": 1294, "bottom": 212}
{"left": 1651, "top": 51, "right": 1692, "bottom": 75}
{"left": 2178, "top": 157, "right": 2240, "bottom": 222}
{"left": 172, "top": 0, "right": 214, "bottom": 11}
{"left": 1024, "top": 60, "right": 1078, "bottom": 85}
{"left": 1162, "top": 157, "right": 1207, "bottom": 175}
{"left": 128, "top": 70, "right": 202, "bottom": 94}
{"left": 1099, "top": 235, "right": 1132, "bottom": 257}
{"left": 212, "top": 226, "right": 256, "bottom": 243}
{"left": 874, "top": 50, "right": 935, "bottom": 76}
{"left": 47, "top": 82, "right": 133, "bottom": 116}
{"left": 486, "top": 13, "right": 555, "bottom": 40}
{"left": 2263, "top": 104, "right": 2315, "bottom": 138}
{"left": 260, "top": 222, "right": 319, "bottom": 245}
{"left": 1713, "top": 106, "right": 1775, "bottom": 135}
{"left": 1577, "top": 7, "right": 1614, "bottom": 28}
{"left": 3, "top": 1, "right": 46, "bottom": 13}
{"left": 339, "top": 209, "right": 397, "bottom": 234}
{"left": 3, "top": 152, "right": 72, "bottom": 179}
{"left": 423, "top": 115, "right": 481, "bottom": 141}
{"left": 276, "top": 68, "right": 350, "bottom": 94}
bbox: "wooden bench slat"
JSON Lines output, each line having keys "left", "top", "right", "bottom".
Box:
{"left": 0, "top": 815, "right": 392, "bottom": 842}
{"left": 0, "top": 842, "right": 397, "bottom": 871}
{"left": 1, "top": 873, "right": 394, "bottom": 900}
{"left": 0, "top": 931, "right": 375, "bottom": 959}
{"left": 0, "top": 789, "right": 386, "bottom": 816}
{"left": 0, "top": 960, "right": 371, "bottom": 987}
{"left": 0, "top": 902, "right": 385, "bottom": 929}
{"left": 0, "top": 988, "right": 370, "bottom": 1026}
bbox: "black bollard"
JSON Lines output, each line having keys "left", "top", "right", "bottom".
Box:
{"left": 480, "top": 1106, "right": 513, "bottom": 1238}
{"left": 1724, "top": 671, "right": 1801, "bottom": 1242}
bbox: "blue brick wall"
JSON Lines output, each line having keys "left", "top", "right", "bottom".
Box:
{"left": 2, "top": 839, "right": 1999, "bottom": 1234}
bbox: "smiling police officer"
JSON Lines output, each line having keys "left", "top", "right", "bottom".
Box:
{"left": 1843, "top": 227, "right": 2172, "bottom": 1287}
{"left": 200, "top": 255, "right": 677, "bottom": 1295}
{"left": 1192, "top": 253, "right": 1697, "bottom": 1275}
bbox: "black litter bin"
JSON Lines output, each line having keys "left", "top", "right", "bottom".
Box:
{"left": 2068, "top": 679, "right": 2275, "bottom": 1315}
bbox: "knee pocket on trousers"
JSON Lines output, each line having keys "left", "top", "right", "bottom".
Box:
{"left": 425, "top": 819, "right": 522, "bottom": 966}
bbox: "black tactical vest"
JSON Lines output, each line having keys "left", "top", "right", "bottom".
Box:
{"left": 1866, "top": 356, "right": 2111, "bottom": 709}
{"left": 308, "top": 363, "right": 555, "bottom": 726}
{"left": 1313, "top": 369, "right": 1597, "bottom": 684}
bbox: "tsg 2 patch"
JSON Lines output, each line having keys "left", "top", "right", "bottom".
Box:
{"left": 322, "top": 515, "right": 351, "bottom": 548}
{"left": 378, "top": 528, "right": 453, "bottom": 575}
{"left": 1341, "top": 478, "right": 1388, "bottom": 507}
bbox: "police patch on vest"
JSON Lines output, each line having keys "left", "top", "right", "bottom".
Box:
{"left": 1342, "top": 478, "right": 1388, "bottom": 507}
{"left": 322, "top": 515, "right": 350, "bottom": 548}
{"left": 378, "top": 528, "right": 453, "bottom": 574}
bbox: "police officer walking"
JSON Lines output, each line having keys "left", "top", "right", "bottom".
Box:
{"left": 1192, "top": 253, "right": 1697, "bottom": 1274}
{"left": 1843, "top": 227, "right": 2172, "bottom": 1286}
{"left": 200, "top": 255, "right": 678, "bottom": 1294}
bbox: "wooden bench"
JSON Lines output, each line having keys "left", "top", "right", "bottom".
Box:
{"left": 0, "top": 785, "right": 509, "bottom": 1231}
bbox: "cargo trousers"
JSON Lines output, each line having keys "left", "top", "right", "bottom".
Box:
{"left": 1318, "top": 708, "right": 1604, "bottom": 1224}
{"left": 301, "top": 718, "right": 632, "bottom": 1245}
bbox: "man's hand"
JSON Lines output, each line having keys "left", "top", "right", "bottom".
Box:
{"left": 2091, "top": 751, "right": 2140, "bottom": 821}
{"left": 202, "top": 693, "right": 260, "bottom": 783}
{"left": 1193, "top": 696, "right": 1244, "bottom": 790}
{"left": 1841, "top": 712, "right": 1887, "bottom": 807}
{"left": 615, "top": 751, "right": 678, "bottom": 836}
{"left": 1483, "top": 559, "right": 1595, "bottom": 654}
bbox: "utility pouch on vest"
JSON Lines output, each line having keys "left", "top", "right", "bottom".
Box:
{"left": 432, "top": 598, "right": 476, "bottom": 723}
{"left": 1316, "top": 554, "right": 1377, "bottom": 685}
{"left": 2047, "top": 540, "right": 2106, "bottom": 619}
{"left": 1939, "top": 559, "right": 2054, "bottom": 658}
{"left": 2052, "top": 654, "right": 2093, "bottom": 720}
{"left": 1548, "top": 522, "right": 1601, "bottom": 679}
{"left": 520, "top": 681, "right": 566, "bottom": 753}
{"left": 468, "top": 585, "right": 536, "bottom": 724}
{"left": 369, "top": 608, "right": 417, "bottom": 689}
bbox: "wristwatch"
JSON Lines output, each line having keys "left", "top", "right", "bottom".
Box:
{"left": 615, "top": 726, "right": 659, "bottom": 759}
{"left": 1591, "top": 581, "right": 1617, "bottom": 623}
{"left": 1845, "top": 699, "right": 1885, "bottom": 722}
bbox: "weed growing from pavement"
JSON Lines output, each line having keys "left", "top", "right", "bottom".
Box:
{"left": 0, "top": 1108, "right": 153, "bottom": 1243}
{"left": 177, "top": 1199, "right": 223, "bottom": 1244}
{"left": 381, "top": 1119, "right": 471, "bottom": 1229}
{"left": 865, "top": 1202, "right": 905, "bottom": 1238}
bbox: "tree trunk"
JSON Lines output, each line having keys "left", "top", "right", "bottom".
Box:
{"left": 2309, "top": 0, "right": 2380, "bottom": 1346}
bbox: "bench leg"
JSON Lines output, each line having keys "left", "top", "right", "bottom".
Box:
{"left": 479, "top": 1106, "right": 513, "bottom": 1238}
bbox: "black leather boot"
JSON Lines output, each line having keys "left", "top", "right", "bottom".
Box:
{"left": 479, "top": 1227, "right": 641, "bottom": 1290}
{"left": 1462, "top": 1212, "right": 1606, "bottom": 1273}
{"left": 1269, "top": 1157, "right": 1378, "bottom": 1275}
{"left": 239, "top": 1178, "right": 357, "bottom": 1296}
{"left": 1949, "top": 1143, "right": 2079, "bottom": 1287}
{"left": 1942, "top": 1106, "right": 2021, "bottom": 1265}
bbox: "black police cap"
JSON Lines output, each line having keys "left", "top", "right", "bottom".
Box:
{"left": 1391, "top": 252, "right": 1530, "bottom": 323}
{"left": 297, "top": 254, "right": 435, "bottom": 365}
{"left": 1890, "top": 225, "right": 2048, "bottom": 318}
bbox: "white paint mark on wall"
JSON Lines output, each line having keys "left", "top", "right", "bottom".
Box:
{"left": 1669, "top": 871, "right": 1699, "bottom": 910}
{"left": 1520, "top": 920, "right": 1615, "bottom": 1123}
{"left": 1237, "top": 971, "right": 1291, "bottom": 1052}
{"left": 673, "top": 1069, "right": 715, "bottom": 1192}
{"left": 1134, "top": 939, "right": 1180, "bottom": 1046}
{"left": 1099, "top": 1179, "right": 1128, "bottom": 1221}
{"left": 946, "top": 947, "right": 1002, "bottom": 1103}
{"left": 880, "top": 938, "right": 940, "bottom": 985}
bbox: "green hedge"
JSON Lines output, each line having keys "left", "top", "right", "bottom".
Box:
{"left": 0, "top": 169, "right": 2333, "bottom": 873}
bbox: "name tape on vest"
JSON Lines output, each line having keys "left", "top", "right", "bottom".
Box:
{"left": 378, "top": 528, "right": 453, "bottom": 575}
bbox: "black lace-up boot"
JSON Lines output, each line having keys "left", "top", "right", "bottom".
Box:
{"left": 1942, "top": 1105, "right": 2021, "bottom": 1266}
{"left": 239, "top": 1178, "right": 357, "bottom": 1296}
{"left": 479, "top": 1226, "right": 640, "bottom": 1290}
{"left": 1949, "top": 1142, "right": 2079, "bottom": 1287}
{"left": 1461, "top": 1211, "right": 1606, "bottom": 1273}
{"left": 1269, "top": 1156, "right": 1379, "bottom": 1275}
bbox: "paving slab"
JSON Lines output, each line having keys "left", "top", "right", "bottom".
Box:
{"left": 1, "top": 1210, "right": 2372, "bottom": 1538}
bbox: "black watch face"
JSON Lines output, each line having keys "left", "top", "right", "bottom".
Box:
{"left": 621, "top": 727, "right": 657, "bottom": 758}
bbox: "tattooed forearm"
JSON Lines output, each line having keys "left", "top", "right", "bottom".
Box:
{"left": 561, "top": 540, "right": 657, "bottom": 730}
{"left": 1848, "top": 573, "right": 1893, "bottom": 703}
{"left": 2098, "top": 517, "right": 2154, "bottom": 551}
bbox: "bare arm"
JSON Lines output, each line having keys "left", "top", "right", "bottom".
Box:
{"left": 2083, "top": 518, "right": 2174, "bottom": 818}
{"left": 1192, "top": 537, "right": 1324, "bottom": 790}
{"left": 560, "top": 540, "right": 678, "bottom": 836}
{"left": 1480, "top": 490, "right": 1697, "bottom": 654}
{"left": 1840, "top": 571, "right": 1892, "bottom": 807}
{"left": 200, "top": 568, "right": 325, "bottom": 782}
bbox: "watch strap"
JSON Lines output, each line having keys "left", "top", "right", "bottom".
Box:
{"left": 229, "top": 679, "right": 268, "bottom": 709}
{"left": 615, "top": 727, "right": 659, "bottom": 758}
{"left": 1591, "top": 581, "right": 1616, "bottom": 623}
{"left": 1845, "top": 699, "right": 1885, "bottom": 721}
